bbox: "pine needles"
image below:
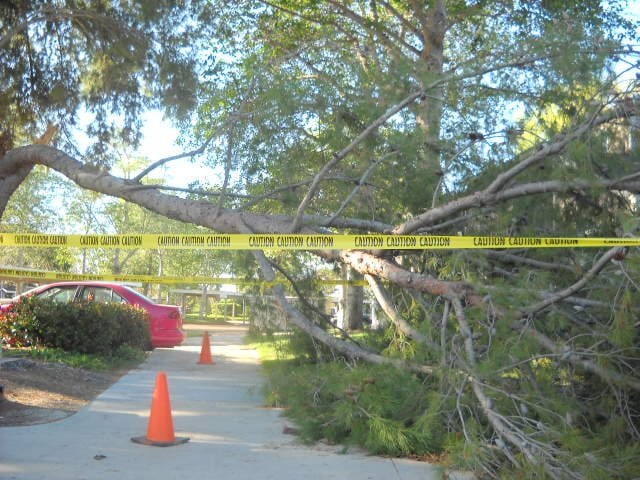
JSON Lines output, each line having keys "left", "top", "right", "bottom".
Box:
{"left": 263, "top": 358, "right": 446, "bottom": 457}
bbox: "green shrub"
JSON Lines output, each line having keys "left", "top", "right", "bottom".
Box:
{"left": 0, "top": 296, "right": 150, "bottom": 355}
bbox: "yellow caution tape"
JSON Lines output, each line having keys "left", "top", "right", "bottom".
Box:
{"left": 0, "top": 266, "right": 367, "bottom": 287}
{"left": 0, "top": 233, "right": 638, "bottom": 250}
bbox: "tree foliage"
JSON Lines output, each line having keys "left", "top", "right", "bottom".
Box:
{"left": 1, "top": 1, "right": 640, "bottom": 478}
{"left": 0, "top": 0, "right": 199, "bottom": 163}
{"left": 0, "top": 165, "right": 75, "bottom": 270}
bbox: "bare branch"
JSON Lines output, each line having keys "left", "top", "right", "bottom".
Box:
{"left": 132, "top": 77, "right": 257, "bottom": 183}
{"left": 489, "top": 101, "right": 639, "bottom": 194}
{"left": 131, "top": 144, "right": 214, "bottom": 184}
{"left": 289, "top": 87, "right": 426, "bottom": 232}
{"left": 395, "top": 166, "right": 640, "bottom": 235}
{"left": 486, "top": 251, "right": 575, "bottom": 273}
{"left": 522, "top": 247, "right": 625, "bottom": 315}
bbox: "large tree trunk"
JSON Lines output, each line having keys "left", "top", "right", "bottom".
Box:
{"left": 412, "top": 0, "right": 447, "bottom": 207}
{"left": 342, "top": 266, "right": 363, "bottom": 330}
{"left": 0, "top": 165, "right": 33, "bottom": 219}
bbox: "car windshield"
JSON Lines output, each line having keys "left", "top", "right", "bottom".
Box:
{"left": 11, "top": 285, "right": 42, "bottom": 301}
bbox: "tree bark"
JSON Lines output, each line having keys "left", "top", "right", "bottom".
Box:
{"left": 342, "top": 266, "right": 364, "bottom": 330}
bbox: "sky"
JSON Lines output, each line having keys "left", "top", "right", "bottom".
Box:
{"left": 133, "top": 110, "right": 213, "bottom": 188}
{"left": 71, "top": 109, "right": 216, "bottom": 188}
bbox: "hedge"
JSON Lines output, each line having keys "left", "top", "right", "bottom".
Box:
{"left": 0, "top": 296, "right": 151, "bottom": 355}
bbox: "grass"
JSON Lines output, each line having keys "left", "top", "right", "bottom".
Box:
{"left": 184, "top": 313, "right": 248, "bottom": 324}
{"left": 246, "top": 329, "right": 299, "bottom": 361}
{"left": 2, "top": 345, "right": 147, "bottom": 371}
{"left": 248, "top": 336, "right": 291, "bottom": 362}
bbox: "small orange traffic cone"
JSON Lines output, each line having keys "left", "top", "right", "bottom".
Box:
{"left": 197, "top": 331, "right": 215, "bottom": 365}
{"left": 131, "top": 372, "right": 189, "bottom": 447}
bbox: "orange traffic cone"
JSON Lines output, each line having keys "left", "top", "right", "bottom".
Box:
{"left": 197, "top": 331, "right": 215, "bottom": 365}
{"left": 131, "top": 372, "right": 189, "bottom": 447}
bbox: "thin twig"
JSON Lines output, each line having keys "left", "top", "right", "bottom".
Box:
{"left": 325, "top": 150, "right": 397, "bottom": 226}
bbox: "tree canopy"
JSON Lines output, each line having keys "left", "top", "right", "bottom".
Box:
{"left": 1, "top": 1, "right": 640, "bottom": 478}
{"left": 0, "top": 0, "right": 198, "bottom": 161}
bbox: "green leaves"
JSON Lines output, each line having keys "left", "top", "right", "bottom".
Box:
{"left": 0, "top": 296, "right": 150, "bottom": 355}
{"left": 610, "top": 290, "right": 637, "bottom": 349}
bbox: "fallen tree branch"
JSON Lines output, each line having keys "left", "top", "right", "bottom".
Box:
{"left": 521, "top": 326, "right": 640, "bottom": 392}
{"left": 393, "top": 102, "right": 639, "bottom": 234}
{"left": 338, "top": 249, "right": 480, "bottom": 301}
{"left": 250, "top": 247, "right": 434, "bottom": 374}
{"left": 365, "top": 274, "right": 439, "bottom": 350}
{"left": 512, "top": 247, "right": 640, "bottom": 392}
{"left": 451, "top": 297, "right": 581, "bottom": 479}
{"left": 0, "top": 145, "right": 478, "bottom": 305}
{"left": 266, "top": 259, "right": 366, "bottom": 347}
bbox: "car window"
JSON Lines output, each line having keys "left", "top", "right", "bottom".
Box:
{"left": 120, "top": 285, "right": 152, "bottom": 303}
{"left": 112, "top": 290, "right": 126, "bottom": 303}
{"left": 37, "top": 286, "right": 78, "bottom": 303}
{"left": 80, "top": 287, "right": 126, "bottom": 304}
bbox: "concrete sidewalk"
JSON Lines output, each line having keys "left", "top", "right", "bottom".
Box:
{"left": 1, "top": 326, "right": 443, "bottom": 480}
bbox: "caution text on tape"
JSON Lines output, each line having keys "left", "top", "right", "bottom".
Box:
{"left": 0, "top": 233, "right": 638, "bottom": 250}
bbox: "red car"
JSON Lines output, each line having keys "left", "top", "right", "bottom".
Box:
{"left": 0, "top": 281, "right": 185, "bottom": 348}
